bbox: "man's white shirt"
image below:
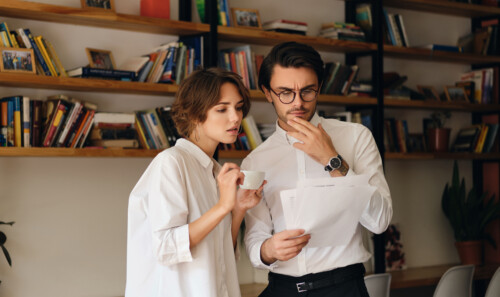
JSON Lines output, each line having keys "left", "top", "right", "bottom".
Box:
{"left": 242, "top": 113, "right": 392, "bottom": 277}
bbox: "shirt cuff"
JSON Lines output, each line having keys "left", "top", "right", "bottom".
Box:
{"left": 174, "top": 224, "right": 193, "bottom": 263}
{"left": 250, "top": 238, "right": 278, "bottom": 270}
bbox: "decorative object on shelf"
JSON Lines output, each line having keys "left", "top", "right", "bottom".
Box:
{"left": 417, "top": 85, "right": 440, "bottom": 101}
{"left": 85, "top": 48, "right": 115, "bottom": 70}
{"left": 0, "top": 47, "right": 35, "bottom": 74}
{"left": 427, "top": 111, "right": 451, "bottom": 152}
{"left": 0, "top": 220, "right": 14, "bottom": 285}
{"left": 384, "top": 224, "right": 407, "bottom": 271}
{"left": 442, "top": 161, "right": 500, "bottom": 265}
{"left": 444, "top": 85, "right": 469, "bottom": 102}
{"left": 231, "top": 8, "right": 261, "bottom": 29}
{"left": 140, "top": 0, "right": 170, "bottom": 19}
{"left": 80, "top": 0, "right": 115, "bottom": 12}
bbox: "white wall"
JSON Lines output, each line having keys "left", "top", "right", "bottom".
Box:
{"left": 0, "top": 0, "right": 475, "bottom": 296}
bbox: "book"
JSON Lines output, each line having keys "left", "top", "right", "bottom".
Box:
{"left": 23, "top": 28, "right": 52, "bottom": 76}
{"left": 22, "top": 96, "right": 30, "bottom": 147}
{"left": 474, "top": 124, "right": 489, "bottom": 153}
{"left": 30, "top": 99, "right": 43, "bottom": 147}
{"left": 55, "top": 99, "right": 82, "bottom": 147}
{"left": 241, "top": 115, "right": 262, "bottom": 150}
{"left": 451, "top": 125, "right": 482, "bottom": 152}
{"left": 262, "top": 20, "right": 308, "bottom": 32}
{"left": 34, "top": 35, "right": 57, "bottom": 76}
{"left": 420, "top": 44, "right": 462, "bottom": 52}
{"left": 43, "top": 38, "right": 67, "bottom": 77}
{"left": 94, "top": 112, "right": 135, "bottom": 125}
{"left": 67, "top": 67, "right": 136, "bottom": 81}
{"left": 42, "top": 100, "right": 68, "bottom": 147}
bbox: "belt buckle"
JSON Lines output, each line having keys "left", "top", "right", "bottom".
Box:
{"left": 296, "top": 282, "right": 307, "bottom": 293}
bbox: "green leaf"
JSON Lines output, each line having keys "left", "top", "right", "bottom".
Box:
{"left": 1, "top": 245, "right": 11, "bottom": 266}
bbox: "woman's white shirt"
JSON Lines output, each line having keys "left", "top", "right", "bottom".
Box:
{"left": 125, "top": 138, "right": 241, "bottom": 297}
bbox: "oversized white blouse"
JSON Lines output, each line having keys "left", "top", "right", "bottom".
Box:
{"left": 125, "top": 138, "right": 241, "bottom": 297}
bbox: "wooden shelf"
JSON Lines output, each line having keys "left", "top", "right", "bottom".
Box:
{"left": 0, "top": 0, "right": 209, "bottom": 35}
{"left": 383, "top": 0, "right": 500, "bottom": 18}
{"left": 0, "top": 73, "right": 180, "bottom": 95}
{"left": 384, "top": 98, "right": 500, "bottom": 112}
{"left": 249, "top": 89, "right": 377, "bottom": 106}
{"left": 384, "top": 45, "right": 500, "bottom": 65}
{"left": 386, "top": 152, "right": 500, "bottom": 160}
{"left": 0, "top": 147, "right": 252, "bottom": 158}
{"left": 0, "top": 147, "right": 161, "bottom": 157}
{"left": 218, "top": 26, "right": 377, "bottom": 53}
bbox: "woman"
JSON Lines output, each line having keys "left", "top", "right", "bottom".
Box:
{"left": 125, "top": 68, "right": 263, "bottom": 297}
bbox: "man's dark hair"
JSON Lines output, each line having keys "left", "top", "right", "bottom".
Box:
{"left": 258, "top": 42, "right": 324, "bottom": 92}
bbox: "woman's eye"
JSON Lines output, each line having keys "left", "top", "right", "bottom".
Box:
{"left": 217, "top": 109, "right": 226, "bottom": 113}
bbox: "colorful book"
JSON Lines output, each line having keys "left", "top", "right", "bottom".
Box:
{"left": 22, "top": 96, "right": 30, "bottom": 147}
{"left": 23, "top": 28, "right": 52, "bottom": 76}
{"left": 34, "top": 35, "right": 57, "bottom": 76}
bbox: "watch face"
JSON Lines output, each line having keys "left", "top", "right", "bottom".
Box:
{"left": 330, "top": 157, "right": 341, "bottom": 169}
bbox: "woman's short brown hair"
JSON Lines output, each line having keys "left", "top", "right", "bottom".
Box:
{"left": 171, "top": 68, "right": 251, "bottom": 138}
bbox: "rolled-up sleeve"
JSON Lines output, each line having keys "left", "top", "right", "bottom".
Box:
{"left": 147, "top": 154, "right": 193, "bottom": 265}
{"left": 353, "top": 126, "right": 393, "bottom": 234}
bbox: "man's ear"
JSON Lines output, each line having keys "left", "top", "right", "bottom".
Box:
{"left": 262, "top": 86, "right": 273, "bottom": 103}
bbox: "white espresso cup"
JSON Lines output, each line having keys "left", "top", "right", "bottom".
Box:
{"left": 240, "top": 170, "right": 265, "bottom": 190}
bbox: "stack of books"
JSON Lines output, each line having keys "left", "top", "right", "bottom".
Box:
{"left": 319, "top": 22, "right": 366, "bottom": 42}
{"left": 262, "top": 19, "right": 308, "bottom": 35}
{"left": 90, "top": 112, "right": 138, "bottom": 148}
{"left": 451, "top": 123, "right": 499, "bottom": 153}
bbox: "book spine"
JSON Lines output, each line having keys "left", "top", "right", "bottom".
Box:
{"left": 78, "top": 113, "right": 95, "bottom": 148}
{"left": 24, "top": 29, "right": 51, "bottom": 76}
{"left": 35, "top": 35, "right": 57, "bottom": 76}
{"left": 30, "top": 100, "right": 42, "bottom": 147}
{"left": 12, "top": 97, "right": 22, "bottom": 147}
{"left": 0, "top": 101, "right": 8, "bottom": 146}
{"left": 43, "top": 103, "right": 67, "bottom": 147}
{"left": 148, "top": 110, "right": 169, "bottom": 149}
{"left": 22, "top": 96, "right": 30, "bottom": 147}
{"left": 135, "top": 116, "right": 150, "bottom": 149}
{"left": 81, "top": 67, "right": 136, "bottom": 80}
{"left": 56, "top": 102, "right": 81, "bottom": 147}
{"left": 44, "top": 39, "right": 67, "bottom": 77}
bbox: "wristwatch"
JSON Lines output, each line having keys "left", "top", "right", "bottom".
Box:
{"left": 324, "top": 154, "right": 349, "bottom": 176}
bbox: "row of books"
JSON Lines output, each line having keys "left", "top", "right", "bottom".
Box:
{"left": 318, "top": 22, "right": 366, "bottom": 42}
{"left": 0, "top": 21, "right": 67, "bottom": 76}
{"left": 460, "top": 67, "right": 498, "bottom": 104}
{"left": 134, "top": 106, "right": 180, "bottom": 150}
{"left": 384, "top": 119, "right": 424, "bottom": 153}
{"left": 321, "top": 62, "right": 359, "bottom": 96}
{"left": 193, "top": 0, "right": 232, "bottom": 26}
{"left": 383, "top": 9, "right": 410, "bottom": 47}
{"left": 451, "top": 123, "right": 499, "bottom": 153}
{"left": 0, "top": 94, "right": 96, "bottom": 148}
{"left": 218, "top": 45, "right": 264, "bottom": 90}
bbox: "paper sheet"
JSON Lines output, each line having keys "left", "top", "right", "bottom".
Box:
{"left": 280, "top": 175, "right": 375, "bottom": 247}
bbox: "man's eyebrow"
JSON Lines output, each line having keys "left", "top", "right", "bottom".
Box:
{"left": 275, "top": 84, "right": 317, "bottom": 90}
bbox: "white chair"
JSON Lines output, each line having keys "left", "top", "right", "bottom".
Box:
{"left": 364, "top": 273, "right": 391, "bottom": 297}
{"left": 485, "top": 266, "right": 500, "bottom": 297}
{"left": 433, "top": 265, "right": 475, "bottom": 297}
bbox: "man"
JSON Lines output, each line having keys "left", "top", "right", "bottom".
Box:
{"left": 242, "top": 42, "right": 392, "bottom": 297}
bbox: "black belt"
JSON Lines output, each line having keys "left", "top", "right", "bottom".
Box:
{"left": 268, "top": 263, "right": 365, "bottom": 293}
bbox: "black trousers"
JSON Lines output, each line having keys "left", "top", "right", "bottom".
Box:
{"left": 258, "top": 263, "right": 370, "bottom": 297}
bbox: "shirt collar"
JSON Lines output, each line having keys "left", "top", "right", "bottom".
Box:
{"left": 175, "top": 138, "right": 219, "bottom": 173}
{"left": 274, "top": 113, "right": 321, "bottom": 145}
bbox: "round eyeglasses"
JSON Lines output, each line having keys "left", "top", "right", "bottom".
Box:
{"left": 269, "top": 87, "right": 319, "bottom": 104}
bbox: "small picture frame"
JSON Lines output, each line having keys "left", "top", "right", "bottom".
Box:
{"left": 231, "top": 8, "right": 262, "bottom": 29}
{"left": 81, "top": 0, "right": 115, "bottom": 12}
{"left": 444, "top": 85, "right": 469, "bottom": 102}
{"left": 417, "top": 85, "right": 440, "bottom": 101}
{"left": 85, "top": 48, "right": 115, "bottom": 70}
{"left": 0, "top": 47, "right": 36, "bottom": 74}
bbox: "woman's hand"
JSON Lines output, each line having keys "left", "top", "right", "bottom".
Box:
{"left": 216, "top": 162, "right": 244, "bottom": 213}
{"left": 235, "top": 180, "right": 266, "bottom": 213}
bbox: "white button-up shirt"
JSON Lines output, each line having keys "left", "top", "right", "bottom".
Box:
{"left": 242, "top": 113, "right": 392, "bottom": 277}
{"left": 125, "top": 138, "right": 241, "bottom": 297}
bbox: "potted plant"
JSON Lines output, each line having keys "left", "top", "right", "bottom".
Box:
{"left": 0, "top": 220, "right": 14, "bottom": 285}
{"left": 428, "top": 111, "right": 451, "bottom": 152}
{"left": 442, "top": 161, "right": 500, "bottom": 265}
